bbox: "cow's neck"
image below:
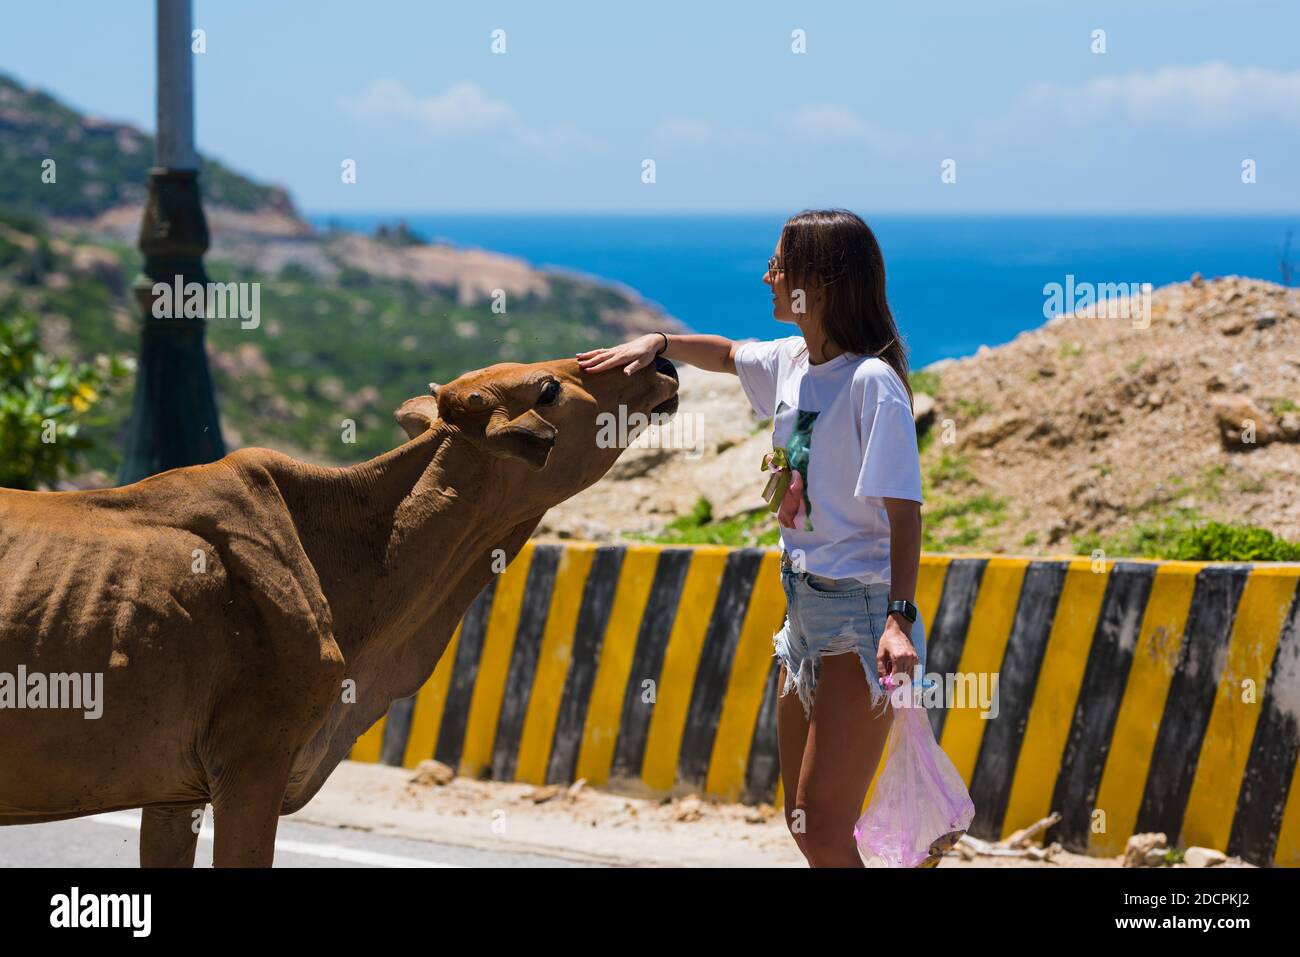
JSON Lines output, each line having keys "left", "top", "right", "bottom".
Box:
{"left": 279, "top": 425, "right": 528, "bottom": 664}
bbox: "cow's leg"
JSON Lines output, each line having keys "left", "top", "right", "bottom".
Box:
{"left": 211, "top": 761, "right": 291, "bottom": 868}
{"left": 139, "top": 803, "right": 206, "bottom": 867}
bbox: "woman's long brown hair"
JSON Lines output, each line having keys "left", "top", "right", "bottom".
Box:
{"left": 779, "top": 208, "right": 913, "bottom": 407}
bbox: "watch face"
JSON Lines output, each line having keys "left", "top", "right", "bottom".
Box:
{"left": 891, "top": 601, "right": 917, "bottom": 622}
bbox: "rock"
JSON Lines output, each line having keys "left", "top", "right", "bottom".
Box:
{"left": 1255, "top": 311, "right": 1279, "bottom": 329}
{"left": 525, "top": 784, "right": 565, "bottom": 804}
{"left": 1191, "top": 272, "right": 1204, "bottom": 287}
{"left": 408, "top": 759, "right": 455, "bottom": 787}
{"left": 1184, "top": 846, "right": 1227, "bottom": 868}
{"left": 1125, "top": 832, "right": 1168, "bottom": 867}
{"left": 1281, "top": 413, "right": 1300, "bottom": 440}
{"left": 1219, "top": 314, "right": 1249, "bottom": 335}
{"left": 1211, "top": 395, "right": 1276, "bottom": 448}
{"left": 673, "top": 796, "right": 703, "bottom": 822}
{"left": 967, "top": 411, "right": 1028, "bottom": 448}
{"left": 913, "top": 392, "right": 936, "bottom": 431}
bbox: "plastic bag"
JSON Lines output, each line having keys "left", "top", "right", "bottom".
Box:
{"left": 854, "top": 674, "right": 975, "bottom": 867}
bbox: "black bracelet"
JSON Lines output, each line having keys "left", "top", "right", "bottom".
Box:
{"left": 654, "top": 332, "right": 669, "bottom": 356}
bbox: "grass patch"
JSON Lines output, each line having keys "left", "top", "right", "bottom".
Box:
{"left": 1074, "top": 511, "right": 1300, "bottom": 561}
{"left": 927, "top": 449, "right": 976, "bottom": 488}
{"left": 922, "top": 492, "right": 1008, "bottom": 551}
{"left": 1263, "top": 396, "right": 1298, "bottom": 417}
{"left": 909, "top": 369, "right": 941, "bottom": 396}
{"left": 952, "top": 397, "right": 990, "bottom": 421}
{"left": 628, "top": 497, "right": 779, "bottom": 547}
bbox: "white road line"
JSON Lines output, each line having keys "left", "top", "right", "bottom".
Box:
{"left": 92, "top": 811, "right": 453, "bottom": 868}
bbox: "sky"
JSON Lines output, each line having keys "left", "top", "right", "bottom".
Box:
{"left": 2, "top": 0, "right": 1298, "bottom": 213}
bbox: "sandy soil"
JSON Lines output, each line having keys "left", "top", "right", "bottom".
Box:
{"left": 293, "top": 760, "right": 1122, "bottom": 868}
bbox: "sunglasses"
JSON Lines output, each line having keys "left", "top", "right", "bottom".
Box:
{"left": 767, "top": 255, "right": 784, "bottom": 275}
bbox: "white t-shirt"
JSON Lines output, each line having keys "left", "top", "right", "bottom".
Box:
{"left": 734, "top": 335, "right": 923, "bottom": 585}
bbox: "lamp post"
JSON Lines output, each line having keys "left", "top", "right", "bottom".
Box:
{"left": 117, "top": 0, "right": 225, "bottom": 484}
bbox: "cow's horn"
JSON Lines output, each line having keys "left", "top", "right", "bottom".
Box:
{"left": 428, "top": 382, "right": 440, "bottom": 397}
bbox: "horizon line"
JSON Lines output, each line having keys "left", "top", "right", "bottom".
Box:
{"left": 303, "top": 208, "right": 1300, "bottom": 219}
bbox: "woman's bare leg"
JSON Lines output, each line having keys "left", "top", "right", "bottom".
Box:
{"left": 775, "top": 664, "right": 813, "bottom": 859}
{"left": 796, "top": 652, "right": 894, "bottom": 867}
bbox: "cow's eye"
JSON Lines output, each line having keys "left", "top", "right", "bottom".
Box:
{"left": 537, "top": 379, "right": 561, "bottom": 406}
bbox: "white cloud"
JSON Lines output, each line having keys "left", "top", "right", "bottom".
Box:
{"left": 1023, "top": 61, "right": 1300, "bottom": 128}
{"left": 789, "top": 105, "right": 903, "bottom": 151}
{"left": 341, "top": 78, "right": 598, "bottom": 152}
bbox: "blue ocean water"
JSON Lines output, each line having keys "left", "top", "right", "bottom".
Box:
{"left": 309, "top": 213, "right": 1298, "bottom": 369}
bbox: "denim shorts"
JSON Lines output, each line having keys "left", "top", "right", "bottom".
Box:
{"left": 773, "top": 562, "right": 928, "bottom": 720}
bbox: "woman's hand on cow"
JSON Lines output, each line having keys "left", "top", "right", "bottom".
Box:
{"left": 576, "top": 335, "right": 661, "bottom": 376}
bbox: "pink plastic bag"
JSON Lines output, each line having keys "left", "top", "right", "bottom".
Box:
{"left": 854, "top": 674, "right": 975, "bottom": 867}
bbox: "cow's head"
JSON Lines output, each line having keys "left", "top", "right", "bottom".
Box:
{"left": 394, "top": 355, "right": 678, "bottom": 507}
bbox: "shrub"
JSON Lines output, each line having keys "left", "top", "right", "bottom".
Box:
{"left": 0, "top": 314, "right": 132, "bottom": 490}
{"left": 1168, "top": 522, "right": 1300, "bottom": 562}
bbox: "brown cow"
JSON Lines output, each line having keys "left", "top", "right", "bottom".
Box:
{"left": 0, "top": 356, "right": 678, "bottom": 866}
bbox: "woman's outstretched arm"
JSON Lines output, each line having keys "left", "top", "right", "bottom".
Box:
{"left": 576, "top": 333, "right": 740, "bottom": 375}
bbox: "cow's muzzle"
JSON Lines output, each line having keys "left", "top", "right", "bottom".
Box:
{"left": 651, "top": 355, "right": 679, "bottom": 417}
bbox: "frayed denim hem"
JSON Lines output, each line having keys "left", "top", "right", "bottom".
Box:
{"left": 773, "top": 630, "right": 890, "bottom": 721}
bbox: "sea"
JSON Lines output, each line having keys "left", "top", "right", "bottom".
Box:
{"left": 308, "top": 213, "right": 1298, "bottom": 369}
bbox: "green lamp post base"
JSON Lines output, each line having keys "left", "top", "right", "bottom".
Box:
{"left": 116, "top": 167, "right": 226, "bottom": 485}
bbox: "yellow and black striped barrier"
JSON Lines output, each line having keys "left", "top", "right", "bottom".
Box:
{"left": 350, "top": 543, "right": 1300, "bottom": 867}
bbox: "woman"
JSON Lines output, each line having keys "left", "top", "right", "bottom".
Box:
{"left": 576, "top": 208, "right": 925, "bottom": 867}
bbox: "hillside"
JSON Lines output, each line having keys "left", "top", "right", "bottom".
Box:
{"left": 0, "top": 72, "right": 298, "bottom": 222}
{"left": 539, "top": 275, "right": 1300, "bottom": 558}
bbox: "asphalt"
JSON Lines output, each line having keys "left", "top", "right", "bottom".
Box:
{"left": 0, "top": 809, "right": 596, "bottom": 868}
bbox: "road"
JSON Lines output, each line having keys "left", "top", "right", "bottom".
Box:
{"left": 0, "top": 809, "right": 596, "bottom": 868}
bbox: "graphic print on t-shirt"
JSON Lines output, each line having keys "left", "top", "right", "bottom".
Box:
{"left": 773, "top": 399, "right": 819, "bottom": 531}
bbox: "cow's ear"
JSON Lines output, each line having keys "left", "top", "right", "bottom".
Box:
{"left": 394, "top": 392, "right": 440, "bottom": 438}
{"left": 482, "top": 409, "right": 556, "bottom": 470}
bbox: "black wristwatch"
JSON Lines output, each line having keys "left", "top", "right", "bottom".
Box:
{"left": 887, "top": 599, "right": 918, "bottom": 623}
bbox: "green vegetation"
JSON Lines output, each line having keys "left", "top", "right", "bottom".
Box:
{"left": 921, "top": 491, "right": 1008, "bottom": 551}
{"left": 951, "top": 396, "right": 990, "bottom": 421}
{"left": 927, "top": 449, "right": 976, "bottom": 487}
{"left": 1263, "top": 396, "right": 1298, "bottom": 417}
{"left": 908, "top": 369, "right": 940, "bottom": 397}
{"left": 1168, "top": 522, "right": 1300, "bottom": 562}
{"left": 0, "top": 313, "right": 131, "bottom": 489}
{"left": 0, "top": 73, "right": 291, "bottom": 220}
{"left": 632, "top": 497, "right": 779, "bottom": 547}
{"left": 1074, "top": 510, "right": 1300, "bottom": 562}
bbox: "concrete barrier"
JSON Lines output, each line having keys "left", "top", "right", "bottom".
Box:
{"left": 349, "top": 542, "right": 1300, "bottom": 867}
